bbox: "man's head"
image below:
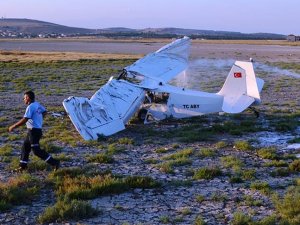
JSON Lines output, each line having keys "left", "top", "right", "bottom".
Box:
{"left": 24, "top": 91, "right": 35, "bottom": 105}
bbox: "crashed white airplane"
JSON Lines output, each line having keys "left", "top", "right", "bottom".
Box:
{"left": 63, "top": 36, "right": 264, "bottom": 140}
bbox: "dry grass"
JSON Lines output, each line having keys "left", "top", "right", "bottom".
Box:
{"left": 192, "top": 39, "right": 300, "bottom": 46}
{"left": 0, "top": 50, "right": 142, "bottom": 62}
{"left": 1, "top": 37, "right": 298, "bottom": 46}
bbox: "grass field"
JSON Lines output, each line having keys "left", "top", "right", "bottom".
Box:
{"left": 1, "top": 37, "right": 300, "bottom": 46}
{"left": 0, "top": 47, "right": 299, "bottom": 224}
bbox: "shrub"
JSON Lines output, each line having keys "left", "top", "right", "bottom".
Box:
{"left": 257, "top": 147, "right": 278, "bottom": 160}
{"left": 231, "top": 212, "right": 252, "bottom": 225}
{"left": 107, "top": 143, "right": 126, "bottom": 155}
{"left": 87, "top": 153, "right": 114, "bottom": 164}
{"left": 40, "top": 140, "right": 63, "bottom": 153}
{"left": 221, "top": 156, "right": 243, "bottom": 170}
{"left": 118, "top": 137, "right": 134, "bottom": 145}
{"left": 273, "top": 186, "right": 300, "bottom": 225}
{"left": 0, "top": 144, "right": 13, "bottom": 156}
{"left": 162, "top": 148, "right": 194, "bottom": 160}
{"left": 0, "top": 174, "right": 40, "bottom": 211}
{"left": 155, "top": 147, "right": 169, "bottom": 153}
{"left": 195, "top": 195, "right": 205, "bottom": 203}
{"left": 158, "top": 162, "right": 174, "bottom": 174}
{"left": 229, "top": 175, "right": 243, "bottom": 184}
{"left": 264, "top": 160, "right": 288, "bottom": 167}
{"left": 243, "top": 195, "right": 263, "bottom": 207}
{"left": 234, "top": 140, "right": 253, "bottom": 151}
{"left": 289, "top": 159, "right": 300, "bottom": 172}
{"left": 256, "top": 215, "right": 277, "bottom": 225}
{"left": 241, "top": 169, "right": 256, "bottom": 180}
{"left": 38, "top": 199, "right": 98, "bottom": 223}
{"left": 158, "top": 157, "right": 192, "bottom": 174}
{"left": 124, "top": 176, "right": 160, "bottom": 189}
{"left": 193, "top": 167, "right": 222, "bottom": 180}
{"left": 57, "top": 174, "right": 125, "bottom": 200}
{"left": 215, "top": 141, "right": 228, "bottom": 149}
{"left": 250, "top": 181, "right": 271, "bottom": 195}
{"left": 197, "top": 148, "right": 216, "bottom": 158}
{"left": 160, "top": 215, "right": 170, "bottom": 224}
{"left": 194, "top": 215, "right": 206, "bottom": 225}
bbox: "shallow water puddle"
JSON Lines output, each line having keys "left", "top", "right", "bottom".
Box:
{"left": 247, "top": 130, "right": 300, "bottom": 157}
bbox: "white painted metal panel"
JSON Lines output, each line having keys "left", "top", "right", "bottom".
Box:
{"left": 126, "top": 36, "right": 190, "bottom": 85}
{"left": 63, "top": 79, "right": 145, "bottom": 140}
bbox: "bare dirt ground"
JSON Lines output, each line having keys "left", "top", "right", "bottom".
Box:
{"left": 0, "top": 39, "right": 299, "bottom": 225}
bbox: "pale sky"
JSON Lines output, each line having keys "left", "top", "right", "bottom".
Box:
{"left": 0, "top": 0, "right": 299, "bottom": 35}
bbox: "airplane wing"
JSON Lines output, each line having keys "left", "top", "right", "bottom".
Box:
{"left": 125, "top": 36, "right": 190, "bottom": 87}
{"left": 63, "top": 79, "right": 145, "bottom": 140}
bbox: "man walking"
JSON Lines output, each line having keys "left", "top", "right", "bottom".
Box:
{"left": 8, "top": 91, "right": 60, "bottom": 172}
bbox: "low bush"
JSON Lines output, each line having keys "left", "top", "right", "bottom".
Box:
{"left": 194, "top": 215, "right": 206, "bottom": 225}
{"left": 234, "top": 140, "right": 253, "bottom": 151}
{"left": 193, "top": 167, "right": 222, "bottom": 180}
{"left": 124, "top": 176, "right": 161, "bottom": 189}
{"left": 231, "top": 212, "right": 252, "bottom": 225}
{"left": 86, "top": 153, "right": 114, "bottom": 164}
{"left": 38, "top": 199, "right": 98, "bottom": 223}
{"left": 215, "top": 141, "right": 228, "bottom": 149}
{"left": 273, "top": 186, "right": 300, "bottom": 225}
{"left": 0, "top": 174, "right": 40, "bottom": 211}
{"left": 250, "top": 181, "right": 271, "bottom": 195}
{"left": 289, "top": 159, "right": 300, "bottom": 172}
{"left": 162, "top": 148, "right": 194, "bottom": 160}
{"left": 221, "top": 156, "right": 244, "bottom": 170}
{"left": 197, "top": 148, "right": 216, "bottom": 158}
{"left": 0, "top": 144, "right": 13, "bottom": 156}
{"left": 257, "top": 147, "right": 278, "bottom": 160}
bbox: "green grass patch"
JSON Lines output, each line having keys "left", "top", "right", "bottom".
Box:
{"left": 264, "top": 160, "right": 288, "bottom": 167}
{"left": 38, "top": 199, "right": 99, "bottom": 223}
{"left": 214, "top": 141, "right": 228, "bottom": 149}
{"left": 257, "top": 147, "right": 279, "bottom": 160}
{"left": 193, "top": 167, "right": 222, "bottom": 180}
{"left": 221, "top": 156, "right": 244, "bottom": 170}
{"left": 162, "top": 148, "right": 194, "bottom": 160}
{"left": 234, "top": 140, "right": 253, "bottom": 151}
{"left": 86, "top": 153, "right": 114, "bottom": 164}
{"left": 231, "top": 212, "right": 252, "bottom": 225}
{"left": 273, "top": 186, "right": 300, "bottom": 225}
{"left": 0, "top": 174, "right": 40, "bottom": 211}
{"left": 197, "top": 148, "right": 216, "bottom": 158}
{"left": 250, "top": 181, "right": 271, "bottom": 195}
{"left": 289, "top": 159, "right": 300, "bottom": 172}
{"left": 0, "top": 144, "right": 13, "bottom": 156}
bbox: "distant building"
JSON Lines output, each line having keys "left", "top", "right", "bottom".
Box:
{"left": 287, "top": 34, "right": 300, "bottom": 42}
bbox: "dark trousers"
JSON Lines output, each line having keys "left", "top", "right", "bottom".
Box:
{"left": 20, "top": 128, "right": 57, "bottom": 168}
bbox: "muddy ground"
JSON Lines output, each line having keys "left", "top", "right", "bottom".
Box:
{"left": 0, "top": 40, "right": 299, "bottom": 225}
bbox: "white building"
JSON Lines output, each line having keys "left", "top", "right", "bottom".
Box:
{"left": 287, "top": 34, "right": 300, "bottom": 42}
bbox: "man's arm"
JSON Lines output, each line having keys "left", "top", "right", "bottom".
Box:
{"left": 8, "top": 117, "right": 28, "bottom": 132}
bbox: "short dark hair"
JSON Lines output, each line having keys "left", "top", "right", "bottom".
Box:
{"left": 24, "top": 91, "right": 35, "bottom": 101}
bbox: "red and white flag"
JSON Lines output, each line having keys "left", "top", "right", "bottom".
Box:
{"left": 234, "top": 72, "right": 242, "bottom": 78}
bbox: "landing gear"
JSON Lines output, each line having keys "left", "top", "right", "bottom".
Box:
{"left": 138, "top": 108, "right": 148, "bottom": 122}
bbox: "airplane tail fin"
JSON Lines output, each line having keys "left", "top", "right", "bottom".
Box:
{"left": 217, "top": 61, "right": 264, "bottom": 113}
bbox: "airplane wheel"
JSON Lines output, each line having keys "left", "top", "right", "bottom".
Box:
{"left": 138, "top": 108, "right": 148, "bottom": 122}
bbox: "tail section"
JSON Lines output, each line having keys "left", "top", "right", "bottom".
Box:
{"left": 218, "top": 61, "right": 264, "bottom": 113}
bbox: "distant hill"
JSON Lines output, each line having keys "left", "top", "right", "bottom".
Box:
{"left": 0, "top": 18, "right": 286, "bottom": 40}
{"left": 0, "top": 18, "right": 94, "bottom": 35}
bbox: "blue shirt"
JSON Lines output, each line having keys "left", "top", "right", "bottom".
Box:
{"left": 24, "top": 102, "right": 46, "bottom": 129}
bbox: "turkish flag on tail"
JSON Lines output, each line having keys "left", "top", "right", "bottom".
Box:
{"left": 234, "top": 72, "right": 242, "bottom": 78}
